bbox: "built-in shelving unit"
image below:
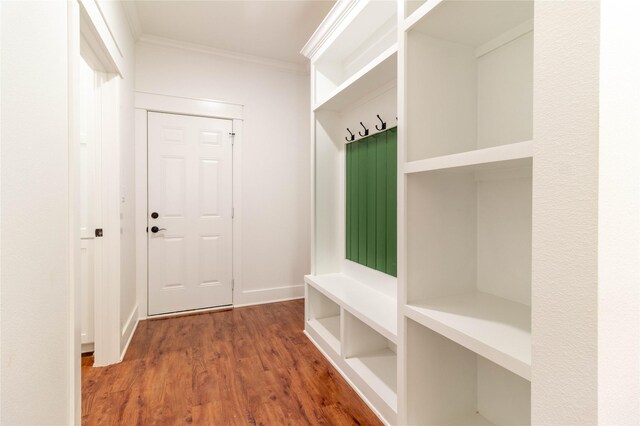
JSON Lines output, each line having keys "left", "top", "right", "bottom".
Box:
{"left": 305, "top": 0, "right": 537, "bottom": 424}
{"left": 401, "top": 0, "right": 534, "bottom": 424}
{"left": 302, "top": 1, "right": 398, "bottom": 424}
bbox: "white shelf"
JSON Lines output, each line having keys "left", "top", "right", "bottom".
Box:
{"left": 405, "top": 291, "right": 531, "bottom": 380}
{"left": 314, "top": 44, "right": 398, "bottom": 112}
{"left": 346, "top": 347, "right": 398, "bottom": 411}
{"left": 305, "top": 273, "right": 397, "bottom": 343}
{"left": 308, "top": 316, "right": 341, "bottom": 354}
{"left": 403, "top": 140, "right": 532, "bottom": 174}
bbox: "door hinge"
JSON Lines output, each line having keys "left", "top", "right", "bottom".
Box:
{"left": 232, "top": 207, "right": 235, "bottom": 219}
{"left": 95, "top": 228, "right": 103, "bottom": 238}
{"left": 229, "top": 132, "right": 236, "bottom": 145}
{"left": 232, "top": 279, "right": 235, "bottom": 290}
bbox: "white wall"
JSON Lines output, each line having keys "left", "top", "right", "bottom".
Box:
{"left": 135, "top": 41, "right": 310, "bottom": 307}
{"left": 1, "top": 2, "right": 71, "bottom": 424}
{"left": 532, "top": 2, "right": 600, "bottom": 424}
{"left": 598, "top": 1, "right": 640, "bottom": 423}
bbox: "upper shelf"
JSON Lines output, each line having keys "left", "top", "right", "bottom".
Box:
{"left": 404, "top": 140, "right": 532, "bottom": 174}
{"left": 405, "top": 290, "right": 531, "bottom": 380}
{"left": 305, "top": 273, "right": 397, "bottom": 343}
{"left": 314, "top": 44, "right": 398, "bottom": 112}
{"left": 405, "top": 0, "right": 533, "bottom": 49}
{"left": 305, "top": 0, "right": 397, "bottom": 109}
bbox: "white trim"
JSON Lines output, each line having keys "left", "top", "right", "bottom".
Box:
{"left": 301, "top": 0, "right": 360, "bottom": 59}
{"left": 78, "top": 0, "right": 124, "bottom": 77}
{"left": 134, "top": 109, "right": 148, "bottom": 319}
{"left": 119, "top": 306, "right": 139, "bottom": 361}
{"left": 81, "top": 342, "right": 95, "bottom": 354}
{"left": 144, "top": 304, "right": 232, "bottom": 320}
{"left": 233, "top": 285, "right": 306, "bottom": 308}
{"left": 121, "top": 1, "right": 142, "bottom": 41}
{"left": 135, "top": 94, "right": 244, "bottom": 318}
{"left": 135, "top": 91, "right": 243, "bottom": 120}
{"left": 139, "top": 34, "right": 307, "bottom": 75}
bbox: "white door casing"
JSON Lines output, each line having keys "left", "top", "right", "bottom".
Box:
{"left": 148, "top": 112, "right": 233, "bottom": 315}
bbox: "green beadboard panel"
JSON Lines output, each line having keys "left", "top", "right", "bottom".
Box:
{"left": 386, "top": 128, "right": 398, "bottom": 276}
{"left": 357, "top": 139, "right": 367, "bottom": 265}
{"left": 346, "top": 143, "right": 352, "bottom": 260}
{"left": 345, "top": 127, "right": 397, "bottom": 277}
{"left": 366, "top": 135, "right": 377, "bottom": 268}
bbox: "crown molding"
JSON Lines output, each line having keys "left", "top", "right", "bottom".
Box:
{"left": 121, "top": 0, "right": 142, "bottom": 41}
{"left": 300, "top": 0, "right": 360, "bottom": 60}
{"left": 138, "top": 34, "right": 308, "bottom": 75}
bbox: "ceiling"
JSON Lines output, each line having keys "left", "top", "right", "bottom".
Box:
{"left": 132, "top": 0, "right": 336, "bottom": 64}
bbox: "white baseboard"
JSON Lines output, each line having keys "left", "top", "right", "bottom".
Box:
{"left": 81, "top": 342, "right": 95, "bottom": 354}
{"left": 233, "top": 284, "right": 304, "bottom": 308}
{"left": 120, "top": 305, "right": 139, "bottom": 361}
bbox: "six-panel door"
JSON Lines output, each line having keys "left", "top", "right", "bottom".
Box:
{"left": 148, "top": 112, "right": 233, "bottom": 315}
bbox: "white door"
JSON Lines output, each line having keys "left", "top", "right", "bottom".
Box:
{"left": 79, "top": 57, "right": 100, "bottom": 348}
{"left": 148, "top": 112, "right": 233, "bottom": 315}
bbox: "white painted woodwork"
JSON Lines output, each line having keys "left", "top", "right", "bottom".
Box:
{"left": 406, "top": 1, "right": 533, "bottom": 161}
{"left": 304, "top": 0, "right": 541, "bottom": 424}
{"left": 307, "top": 285, "right": 341, "bottom": 355}
{"left": 147, "top": 112, "right": 233, "bottom": 315}
{"left": 305, "top": 273, "right": 396, "bottom": 343}
{"left": 406, "top": 320, "right": 531, "bottom": 426}
{"left": 344, "top": 312, "right": 397, "bottom": 411}
{"left": 303, "top": 2, "right": 399, "bottom": 424}
{"left": 314, "top": 44, "right": 397, "bottom": 111}
{"left": 311, "top": 0, "right": 397, "bottom": 106}
{"left": 79, "top": 56, "right": 98, "bottom": 348}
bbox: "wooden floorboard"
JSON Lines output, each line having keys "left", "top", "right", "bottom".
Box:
{"left": 82, "top": 299, "right": 383, "bottom": 425}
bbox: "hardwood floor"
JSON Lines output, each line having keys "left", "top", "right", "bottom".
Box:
{"left": 82, "top": 300, "right": 383, "bottom": 425}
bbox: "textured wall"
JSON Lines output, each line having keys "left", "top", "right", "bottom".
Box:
{"left": 532, "top": 2, "right": 600, "bottom": 424}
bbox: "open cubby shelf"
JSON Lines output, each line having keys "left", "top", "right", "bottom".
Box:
{"left": 405, "top": 291, "right": 531, "bottom": 380}
{"left": 345, "top": 311, "right": 398, "bottom": 412}
{"left": 407, "top": 319, "right": 531, "bottom": 425}
{"left": 406, "top": 0, "right": 533, "bottom": 162}
{"left": 305, "top": 273, "right": 397, "bottom": 343}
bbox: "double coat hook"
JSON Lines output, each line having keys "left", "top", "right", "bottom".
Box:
{"left": 359, "top": 122, "right": 369, "bottom": 137}
{"left": 375, "top": 114, "right": 387, "bottom": 131}
{"left": 345, "top": 128, "right": 355, "bottom": 142}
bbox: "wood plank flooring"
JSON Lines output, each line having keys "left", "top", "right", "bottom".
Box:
{"left": 82, "top": 300, "right": 382, "bottom": 425}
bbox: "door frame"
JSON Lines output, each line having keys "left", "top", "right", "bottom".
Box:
{"left": 68, "top": 0, "right": 125, "bottom": 422}
{"left": 134, "top": 92, "right": 244, "bottom": 318}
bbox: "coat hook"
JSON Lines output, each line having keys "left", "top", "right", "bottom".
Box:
{"left": 345, "top": 128, "right": 355, "bottom": 142}
{"left": 358, "top": 122, "right": 369, "bottom": 137}
{"left": 375, "top": 114, "right": 387, "bottom": 131}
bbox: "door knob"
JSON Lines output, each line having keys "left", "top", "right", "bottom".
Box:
{"left": 151, "top": 212, "right": 159, "bottom": 219}
{"left": 150, "top": 226, "right": 166, "bottom": 233}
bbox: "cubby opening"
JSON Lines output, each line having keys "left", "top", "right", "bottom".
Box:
{"left": 344, "top": 311, "right": 397, "bottom": 411}
{"left": 307, "top": 286, "right": 341, "bottom": 354}
{"left": 407, "top": 320, "right": 531, "bottom": 425}
{"left": 406, "top": 0, "right": 533, "bottom": 161}
{"left": 406, "top": 161, "right": 532, "bottom": 378}
{"left": 314, "top": 0, "right": 397, "bottom": 106}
